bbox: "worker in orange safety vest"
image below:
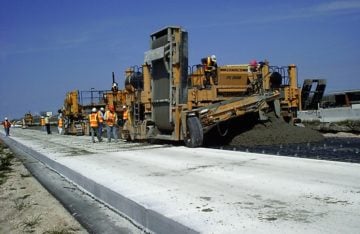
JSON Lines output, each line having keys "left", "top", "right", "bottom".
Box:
{"left": 104, "top": 105, "right": 118, "bottom": 143}
{"left": 3, "top": 117, "right": 11, "bottom": 136}
{"left": 201, "top": 55, "right": 218, "bottom": 87}
{"left": 58, "top": 114, "right": 64, "bottom": 135}
{"left": 122, "top": 106, "right": 128, "bottom": 121}
{"left": 40, "top": 116, "right": 46, "bottom": 132}
{"left": 89, "top": 107, "right": 100, "bottom": 143}
{"left": 97, "top": 107, "right": 105, "bottom": 142}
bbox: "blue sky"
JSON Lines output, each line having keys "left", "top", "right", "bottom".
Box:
{"left": 1, "top": 0, "right": 359, "bottom": 119}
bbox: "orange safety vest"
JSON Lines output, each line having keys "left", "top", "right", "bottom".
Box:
{"left": 205, "top": 57, "right": 213, "bottom": 72}
{"left": 123, "top": 109, "right": 128, "bottom": 120}
{"left": 105, "top": 111, "right": 116, "bottom": 126}
{"left": 97, "top": 111, "right": 104, "bottom": 123}
{"left": 40, "top": 118, "right": 45, "bottom": 126}
{"left": 58, "top": 118, "right": 63, "bottom": 128}
{"left": 89, "top": 113, "right": 98, "bottom": 127}
{"left": 3, "top": 121, "right": 11, "bottom": 128}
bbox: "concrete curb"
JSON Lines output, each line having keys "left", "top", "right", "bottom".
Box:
{"left": 1, "top": 135, "right": 198, "bottom": 234}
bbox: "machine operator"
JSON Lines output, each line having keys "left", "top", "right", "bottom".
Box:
{"left": 201, "top": 55, "right": 218, "bottom": 87}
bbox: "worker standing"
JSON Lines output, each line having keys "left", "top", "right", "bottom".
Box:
{"left": 104, "top": 105, "right": 118, "bottom": 143}
{"left": 40, "top": 116, "right": 45, "bottom": 131}
{"left": 89, "top": 108, "right": 100, "bottom": 143}
{"left": 58, "top": 113, "right": 64, "bottom": 135}
{"left": 249, "top": 59, "right": 258, "bottom": 72}
{"left": 3, "top": 117, "right": 11, "bottom": 136}
{"left": 120, "top": 105, "right": 128, "bottom": 140}
{"left": 97, "top": 107, "right": 105, "bottom": 142}
{"left": 45, "top": 114, "right": 51, "bottom": 134}
{"left": 201, "top": 55, "right": 218, "bottom": 87}
{"left": 122, "top": 105, "right": 128, "bottom": 123}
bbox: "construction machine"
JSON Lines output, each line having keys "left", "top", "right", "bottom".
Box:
{"left": 62, "top": 73, "right": 127, "bottom": 135}
{"left": 188, "top": 60, "right": 302, "bottom": 122}
{"left": 103, "top": 72, "right": 127, "bottom": 120}
{"left": 62, "top": 90, "right": 86, "bottom": 135}
{"left": 23, "top": 112, "right": 34, "bottom": 126}
{"left": 121, "top": 26, "right": 283, "bottom": 147}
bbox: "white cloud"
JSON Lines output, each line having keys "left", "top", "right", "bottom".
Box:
{"left": 313, "top": 1, "right": 360, "bottom": 13}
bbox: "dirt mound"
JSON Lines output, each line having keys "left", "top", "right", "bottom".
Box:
{"left": 204, "top": 112, "right": 324, "bottom": 147}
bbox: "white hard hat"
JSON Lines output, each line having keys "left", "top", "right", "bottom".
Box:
{"left": 92, "top": 107, "right": 97, "bottom": 112}
{"left": 123, "top": 105, "right": 126, "bottom": 108}
{"left": 211, "top": 55, "right": 216, "bottom": 62}
{"left": 100, "top": 107, "right": 104, "bottom": 111}
{"left": 4, "top": 117, "right": 8, "bottom": 120}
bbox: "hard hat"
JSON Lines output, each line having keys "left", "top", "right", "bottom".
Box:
{"left": 123, "top": 105, "right": 126, "bottom": 108}
{"left": 250, "top": 59, "right": 258, "bottom": 66}
{"left": 4, "top": 117, "right": 8, "bottom": 120}
{"left": 100, "top": 107, "right": 104, "bottom": 111}
{"left": 92, "top": 107, "right": 97, "bottom": 112}
{"left": 41, "top": 116, "right": 44, "bottom": 118}
{"left": 211, "top": 55, "right": 216, "bottom": 62}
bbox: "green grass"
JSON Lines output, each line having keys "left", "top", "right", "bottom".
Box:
{"left": 20, "top": 173, "right": 32, "bottom": 178}
{"left": 20, "top": 214, "right": 42, "bottom": 232}
{"left": 43, "top": 226, "right": 81, "bottom": 234}
{"left": 0, "top": 145, "right": 14, "bottom": 171}
{"left": 13, "top": 198, "right": 27, "bottom": 211}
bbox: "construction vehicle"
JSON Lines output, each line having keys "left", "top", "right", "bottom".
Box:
{"left": 103, "top": 72, "right": 127, "bottom": 119}
{"left": 23, "top": 112, "right": 34, "bottom": 126}
{"left": 62, "top": 90, "right": 87, "bottom": 135}
{"left": 62, "top": 73, "right": 127, "bottom": 135}
{"left": 188, "top": 60, "right": 302, "bottom": 122}
{"left": 121, "top": 26, "right": 284, "bottom": 147}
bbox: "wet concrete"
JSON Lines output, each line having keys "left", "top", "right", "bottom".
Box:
{"left": 204, "top": 112, "right": 324, "bottom": 147}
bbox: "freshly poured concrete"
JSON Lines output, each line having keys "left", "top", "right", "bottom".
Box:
{"left": 2, "top": 128, "right": 360, "bottom": 233}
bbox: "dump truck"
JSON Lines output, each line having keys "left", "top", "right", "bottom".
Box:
{"left": 121, "top": 26, "right": 286, "bottom": 147}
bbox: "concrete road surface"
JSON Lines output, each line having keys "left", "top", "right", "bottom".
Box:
{"left": 2, "top": 128, "right": 360, "bottom": 234}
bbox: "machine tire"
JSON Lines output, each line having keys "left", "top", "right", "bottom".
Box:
{"left": 184, "top": 117, "right": 203, "bottom": 148}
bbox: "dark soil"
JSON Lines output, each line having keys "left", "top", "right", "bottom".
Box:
{"left": 221, "top": 137, "right": 360, "bottom": 163}
{"left": 204, "top": 112, "right": 324, "bottom": 147}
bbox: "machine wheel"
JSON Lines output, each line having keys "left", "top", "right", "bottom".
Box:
{"left": 184, "top": 117, "right": 203, "bottom": 148}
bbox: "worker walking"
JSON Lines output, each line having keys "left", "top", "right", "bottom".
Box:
{"left": 3, "top": 117, "right": 11, "bottom": 136}
{"left": 40, "top": 116, "right": 45, "bottom": 131}
{"left": 89, "top": 108, "right": 100, "bottom": 143}
{"left": 45, "top": 114, "right": 51, "bottom": 134}
{"left": 97, "top": 107, "right": 105, "bottom": 142}
{"left": 104, "top": 105, "right": 118, "bottom": 143}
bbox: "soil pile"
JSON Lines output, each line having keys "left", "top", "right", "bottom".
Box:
{"left": 204, "top": 112, "right": 324, "bottom": 147}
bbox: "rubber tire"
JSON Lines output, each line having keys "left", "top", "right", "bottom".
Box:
{"left": 184, "top": 117, "right": 203, "bottom": 148}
